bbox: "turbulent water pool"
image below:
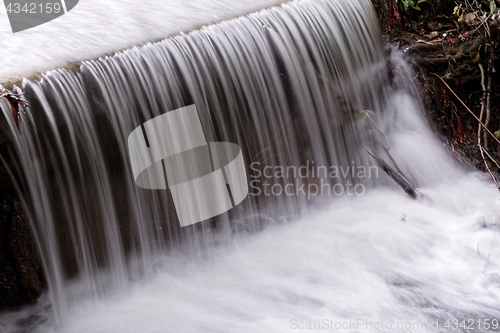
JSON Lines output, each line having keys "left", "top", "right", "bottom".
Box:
{"left": 3, "top": 173, "right": 500, "bottom": 333}
{"left": 1, "top": 0, "right": 500, "bottom": 332}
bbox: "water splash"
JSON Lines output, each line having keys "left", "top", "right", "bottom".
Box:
{"left": 0, "top": 0, "right": 485, "bottom": 330}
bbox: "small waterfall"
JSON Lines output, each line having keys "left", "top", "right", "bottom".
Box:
{"left": 0, "top": 0, "right": 455, "bottom": 325}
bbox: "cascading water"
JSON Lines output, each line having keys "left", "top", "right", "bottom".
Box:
{"left": 1, "top": 0, "right": 499, "bottom": 332}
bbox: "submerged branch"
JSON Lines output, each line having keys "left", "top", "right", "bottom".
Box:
{"left": 367, "top": 150, "right": 418, "bottom": 199}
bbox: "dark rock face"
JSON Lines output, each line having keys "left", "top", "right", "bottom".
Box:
{"left": 0, "top": 160, "right": 45, "bottom": 310}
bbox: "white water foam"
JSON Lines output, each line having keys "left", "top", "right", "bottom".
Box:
{"left": 0, "top": 0, "right": 285, "bottom": 84}
{"left": 4, "top": 173, "right": 500, "bottom": 333}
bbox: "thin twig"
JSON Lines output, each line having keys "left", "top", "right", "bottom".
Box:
{"left": 467, "top": 13, "right": 493, "bottom": 37}
{"left": 484, "top": 69, "right": 492, "bottom": 149}
{"left": 482, "top": 147, "right": 500, "bottom": 169}
{"left": 432, "top": 73, "right": 500, "bottom": 145}
{"left": 478, "top": 63, "right": 486, "bottom": 145}
{"left": 476, "top": 67, "right": 500, "bottom": 192}
{"left": 478, "top": 144, "right": 500, "bottom": 191}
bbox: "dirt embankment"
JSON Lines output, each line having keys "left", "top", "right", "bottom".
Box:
{"left": 376, "top": 0, "right": 500, "bottom": 176}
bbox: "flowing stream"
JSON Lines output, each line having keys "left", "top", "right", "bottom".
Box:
{"left": 1, "top": 0, "right": 500, "bottom": 332}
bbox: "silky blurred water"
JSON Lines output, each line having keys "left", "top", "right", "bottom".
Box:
{"left": 1, "top": 0, "right": 499, "bottom": 332}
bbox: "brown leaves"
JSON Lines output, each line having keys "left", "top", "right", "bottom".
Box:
{"left": 0, "top": 87, "right": 28, "bottom": 128}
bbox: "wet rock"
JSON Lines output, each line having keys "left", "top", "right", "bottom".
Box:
{"left": 0, "top": 157, "right": 45, "bottom": 310}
